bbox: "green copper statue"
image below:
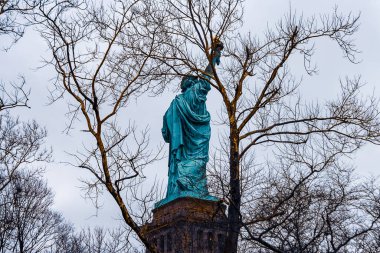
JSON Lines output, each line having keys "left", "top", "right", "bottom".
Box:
{"left": 156, "top": 39, "right": 223, "bottom": 208}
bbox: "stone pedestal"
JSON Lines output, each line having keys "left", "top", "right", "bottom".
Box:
{"left": 143, "top": 197, "right": 228, "bottom": 253}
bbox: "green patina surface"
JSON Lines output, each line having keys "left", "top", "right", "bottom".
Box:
{"left": 156, "top": 44, "right": 223, "bottom": 208}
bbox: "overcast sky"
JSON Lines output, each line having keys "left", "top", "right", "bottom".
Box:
{"left": 1, "top": 0, "right": 380, "bottom": 230}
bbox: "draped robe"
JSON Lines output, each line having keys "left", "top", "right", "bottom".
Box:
{"left": 160, "top": 76, "right": 216, "bottom": 205}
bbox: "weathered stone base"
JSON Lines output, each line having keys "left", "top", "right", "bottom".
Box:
{"left": 143, "top": 197, "right": 228, "bottom": 253}
{"left": 154, "top": 192, "right": 218, "bottom": 209}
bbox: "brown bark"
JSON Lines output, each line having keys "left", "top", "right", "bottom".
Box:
{"left": 224, "top": 129, "right": 241, "bottom": 253}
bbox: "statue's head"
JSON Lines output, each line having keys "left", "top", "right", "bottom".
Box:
{"left": 181, "top": 75, "right": 198, "bottom": 93}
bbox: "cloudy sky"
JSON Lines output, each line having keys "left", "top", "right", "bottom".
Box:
{"left": 1, "top": 0, "right": 380, "bottom": 230}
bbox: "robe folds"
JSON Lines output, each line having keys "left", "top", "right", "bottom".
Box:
{"left": 161, "top": 77, "right": 214, "bottom": 201}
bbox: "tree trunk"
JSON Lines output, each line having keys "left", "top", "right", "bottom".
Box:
{"left": 224, "top": 130, "right": 241, "bottom": 253}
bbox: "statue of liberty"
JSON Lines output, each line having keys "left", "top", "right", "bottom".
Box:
{"left": 156, "top": 39, "right": 223, "bottom": 207}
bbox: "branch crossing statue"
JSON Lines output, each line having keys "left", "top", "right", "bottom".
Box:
{"left": 156, "top": 39, "right": 224, "bottom": 208}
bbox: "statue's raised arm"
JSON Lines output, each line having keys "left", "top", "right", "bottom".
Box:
{"left": 157, "top": 39, "right": 224, "bottom": 207}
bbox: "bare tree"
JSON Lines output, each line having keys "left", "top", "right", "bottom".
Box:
{"left": 209, "top": 137, "right": 380, "bottom": 252}
{"left": 2, "top": 2, "right": 143, "bottom": 253}
{"left": 35, "top": 0, "right": 164, "bottom": 251}
{"left": 0, "top": 77, "right": 30, "bottom": 112}
{"left": 140, "top": 0, "right": 380, "bottom": 252}
{"left": 0, "top": 0, "right": 52, "bottom": 191}
{"left": 0, "top": 170, "right": 70, "bottom": 253}
{"left": 48, "top": 226, "right": 140, "bottom": 253}
{"left": 0, "top": 0, "right": 44, "bottom": 49}
{"left": 0, "top": 170, "right": 136, "bottom": 253}
{"left": 46, "top": 223, "right": 83, "bottom": 253}
{"left": 0, "top": 67, "right": 50, "bottom": 197}
{"left": 0, "top": 113, "right": 50, "bottom": 192}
